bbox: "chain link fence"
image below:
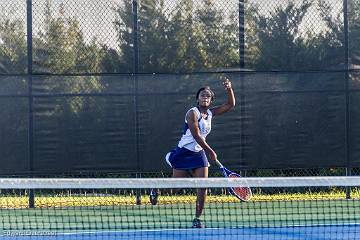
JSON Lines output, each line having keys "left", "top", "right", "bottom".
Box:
{"left": 0, "top": 0, "right": 360, "bottom": 177}
{"left": 1, "top": 0, "right": 358, "bottom": 74}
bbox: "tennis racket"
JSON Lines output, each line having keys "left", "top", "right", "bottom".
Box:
{"left": 215, "top": 160, "right": 252, "bottom": 202}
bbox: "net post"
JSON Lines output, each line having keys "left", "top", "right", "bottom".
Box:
{"left": 29, "top": 189, "right": 35, "bottom": 208}
{"left": 135, "top": 173, "right": 142, "bottom": 205}
{"left": 346, "top": 167, "right": 352, "bottom": 199}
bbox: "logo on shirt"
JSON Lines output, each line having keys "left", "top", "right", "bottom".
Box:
{"left": 200, "top": 120, "right": 211, "bottom": 135}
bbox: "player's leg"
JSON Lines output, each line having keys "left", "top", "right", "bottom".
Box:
{"left": 149, "top": 168, "right": 188, "bottom": 205}
{"left": 191, "top": 166, "right": 208, "bottom": 228}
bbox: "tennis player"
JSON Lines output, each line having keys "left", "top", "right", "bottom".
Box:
{"left": 150, "top": 77, "right": 235, "bottom": 228}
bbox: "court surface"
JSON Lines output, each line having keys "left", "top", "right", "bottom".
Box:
{"left": 1, "top": 224, "right": 359, "bottom": 240}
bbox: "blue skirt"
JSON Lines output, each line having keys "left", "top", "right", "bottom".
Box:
{"left": 165, "top": 147, "right": 209, "bottom": 170}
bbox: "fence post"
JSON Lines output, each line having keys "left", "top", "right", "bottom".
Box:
{"left": 343, "top": 0, "right": 351, "bottom": 199}
{"left": 239, "top": 0, "right": 245, "bottom": 69}
{"left": 239, "top": 0, "right": 246, "bottom": 175}
{"left": 26, "top": 0, "right": 35, "bottom": 208}
{"left": 133, "top": 0, "right": 139, "bottom": 74}
{"left": 132, "top": 0, "right": 142, "bottom": 205}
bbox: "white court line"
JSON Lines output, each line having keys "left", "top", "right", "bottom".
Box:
{"left": 46, "top": 222, "right": 360, "bottom": 236}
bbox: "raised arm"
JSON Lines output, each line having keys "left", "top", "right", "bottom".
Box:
{"left": 186, "top": 110, "right": 217, "bottom": 161}
{"left": 211, "top": 78, "right": 235, "bottom": 116}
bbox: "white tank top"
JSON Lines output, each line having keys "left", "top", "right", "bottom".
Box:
{"left": 178, "top": 107, "right": 212, "bottom": 152}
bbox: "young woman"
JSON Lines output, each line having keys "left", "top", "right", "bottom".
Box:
{"left": 150, "top": 78, "right": 235, "bottom": 228}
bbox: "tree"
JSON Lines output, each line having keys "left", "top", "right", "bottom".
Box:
{"left": 114, "top": 0, "right": 135, "bottom": 73}
{"left": 195, "top": 0, "right": 238, "bottom": 69}
{"left": 253, "top": 0, "right": 313, "bottom": 70}
{"left": 34, "top": 1, "right": 104, "bottom": 113}
{"left": 114, "top": 0, "right": 240, "bottom": 73}
{"left": 35, "top": 2, "right": 102, "bottom": 74}
{"left": 0, "top": 19, "right": 28, "bottom": 173}
{"left": 0, "top": 19, "right": 27, "bottom": 74}
{"left": 244, "top": 4, "right": 262, "bottom": 68}
{"left": 138, "top": 0, "right": 171, "bottom": 72}
{"left": 317, "top": 0, "right": 360, "bottom": 69}
{"left": 166, "top": 0, "right": 205, "bottom": 72}
{"left": 100, "top": 45, "right": 123, "bottom": 73}
{"left": 114, "top": 0, "right": 171, "bottom": 73}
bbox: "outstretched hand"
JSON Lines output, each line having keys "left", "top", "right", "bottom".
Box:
{"left": 222, "top": 77, "right": 232, "bottom": 90}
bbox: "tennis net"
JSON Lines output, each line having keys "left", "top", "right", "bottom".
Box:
{"left": 0, "top": 177, "right": 360, "bottom": 240}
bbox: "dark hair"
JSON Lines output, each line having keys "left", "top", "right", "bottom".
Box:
{"left": 196, "top": 86, "right": 215, "bottom": 101}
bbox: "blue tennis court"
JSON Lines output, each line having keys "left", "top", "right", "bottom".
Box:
{"left": 1, "top": 224, "right": 360, "bottom": 240}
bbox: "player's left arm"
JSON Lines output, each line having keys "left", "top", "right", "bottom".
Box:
{"left": 211, "top": 78, "right": 235, "bottom": 116}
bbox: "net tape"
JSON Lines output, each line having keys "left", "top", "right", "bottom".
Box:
{"left": 0, "top": 176, "right": 359, "bottom": 189}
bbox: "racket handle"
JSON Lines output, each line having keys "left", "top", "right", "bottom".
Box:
{"left": 214, "top": 160, "right": 223, "bottom": 168}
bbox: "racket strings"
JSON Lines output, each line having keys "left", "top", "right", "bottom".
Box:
{"left": 229, "top": 173, "right": 252, "bottom": 201}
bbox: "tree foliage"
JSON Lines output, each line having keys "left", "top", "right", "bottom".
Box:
{"left": 0, "top": 19, "right": 27, "bottom": 74}
{"left": 1, "top": 0, "right": 359, "bottom": 74}
{"left": 33, "top": 2, "right": 104, "bottom": 114}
